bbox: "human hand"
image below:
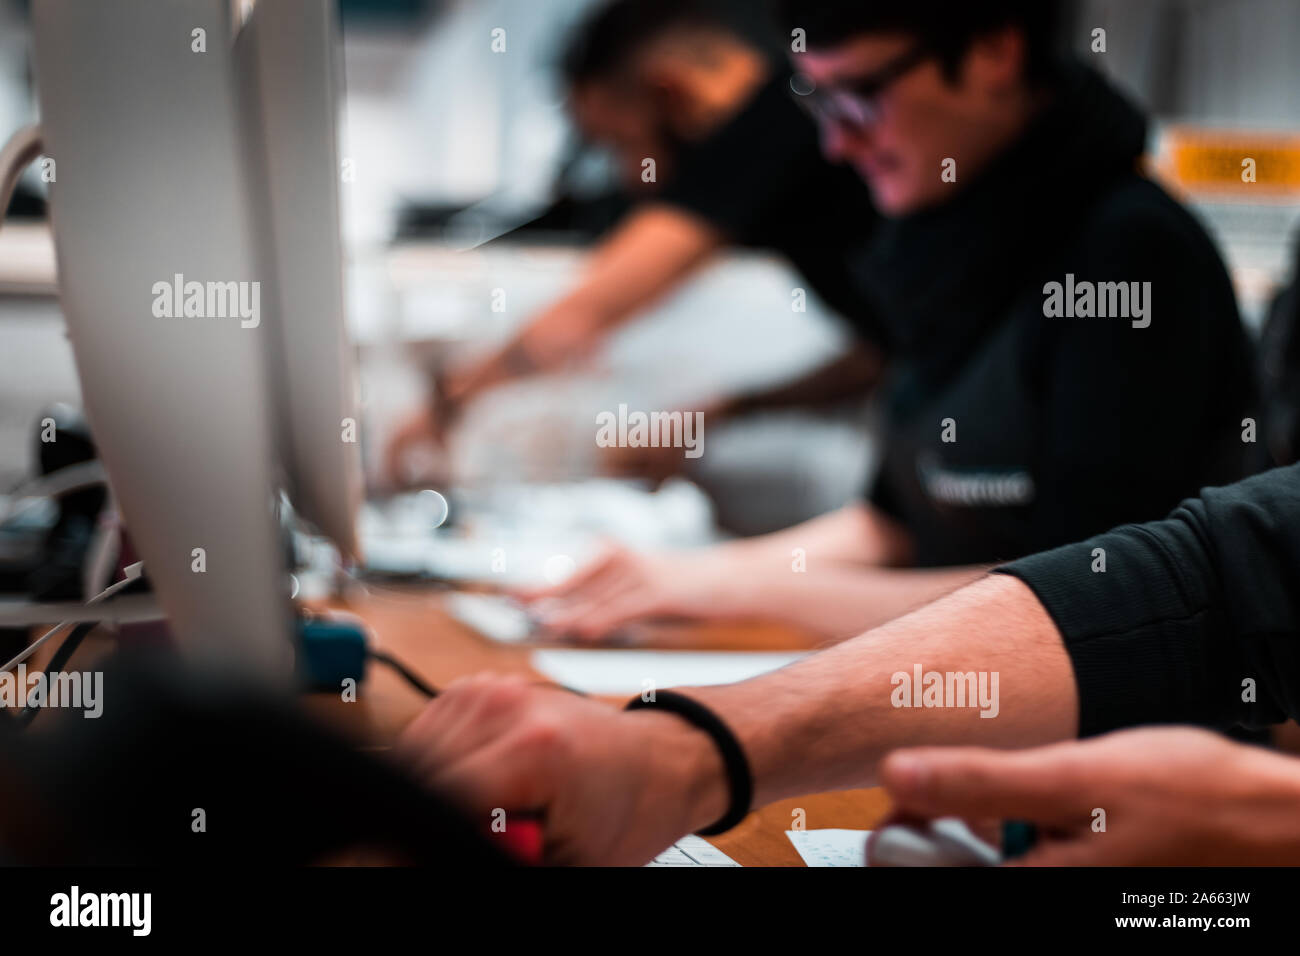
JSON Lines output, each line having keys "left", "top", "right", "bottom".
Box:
{"left": 382, "top": 401, "right": 457, "bottom": 489}
{"left": 875, "top": 726, "right": 1300, "bottom": 866}
{"left": 516, "top": 544, "right": 756, "bottom": 642}
{"left": 396, "top": 673, "right": 727, "bottom": 865}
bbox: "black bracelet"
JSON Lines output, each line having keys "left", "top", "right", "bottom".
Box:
{"left": 624, "top": 690, "right": 753, "bottom": 836}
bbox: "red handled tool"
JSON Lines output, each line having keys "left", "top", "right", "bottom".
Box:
{"left": 488, "top": 813, "right": 544, "bottom": 864}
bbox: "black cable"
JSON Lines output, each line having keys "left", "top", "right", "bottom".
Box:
{"left": 368, "top": 649, "right": 439, "bottom": 699}
{"left": 14, "top": 621, "right": 97, "bottom": 729}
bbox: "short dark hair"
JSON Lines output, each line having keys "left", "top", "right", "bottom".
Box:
{"left": 775, "top": 0, "right": 1064, "bottom": 84}
{"left": 560, "top": 0, "right": 744, "bottom": 88}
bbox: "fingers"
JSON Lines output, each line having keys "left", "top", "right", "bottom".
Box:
{"left": 427, "top": 733, "right": 551, "bottom": 818}
{"left": 382, "top": 416, "right": 428, "bottom": 487}
{"left": 880, "top": 742, "right": 1097, "bottom": 827}
{"left": 560, "top": 561, "right": 641, "bottom": 610}
{"left": 1007, "top": 837, "right": 1110, "bottom": 867}
{"left": 395, "top": 673, "right": 638, "bottom": 864}
{"left": 397, "top": 672, "right": 533, "bottom": 780}
{"left": 382, "top": 406, "right": 451, "bottom": 487}
{"left": 514, "top": 545, "right": 628, "bottom": 603}
{"left": 541, "top": 592, "right": 656, "bottom": 642}
{"left": 513, "top": 547, "right": 671, "bottom": 642}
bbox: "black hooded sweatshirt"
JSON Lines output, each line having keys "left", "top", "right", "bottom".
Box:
{"left": 998, "top": 460, "right": 1300, "bottom": 737}
{"left": 849, "top": 64, "right": 1257, "bottom": 567}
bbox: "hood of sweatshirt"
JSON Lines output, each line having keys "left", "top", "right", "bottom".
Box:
{"left": 858, "top": 62, "right": 1149, "bottom": 364}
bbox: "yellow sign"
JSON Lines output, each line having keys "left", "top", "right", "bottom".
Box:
{"left": 1162, "top": 127, "right": 1300, "bottom": 195}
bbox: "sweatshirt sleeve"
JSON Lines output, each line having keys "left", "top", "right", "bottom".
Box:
{"left": 994, "top": 462, "right": 1300, "bottom": 737}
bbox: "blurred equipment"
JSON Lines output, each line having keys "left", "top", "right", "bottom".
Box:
{"left": 28, "top": 0, "right": 362, "bottom": 673}
{"left": 0, "top": 405, "right": 104, "bottom": 603}
{"left": 0, "top": 406, "right": 115, "bottom": 664}
{"left": 868, "top": 818, "right": 1001, "bottom": 867}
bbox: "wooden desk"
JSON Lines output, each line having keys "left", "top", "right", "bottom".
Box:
{"left": 308, "top": 584, "right": 892, "bottom": 866}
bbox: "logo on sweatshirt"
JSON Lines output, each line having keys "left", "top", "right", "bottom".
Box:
{"left": 918, "top": 456, "right": 1035, "bottom": 508}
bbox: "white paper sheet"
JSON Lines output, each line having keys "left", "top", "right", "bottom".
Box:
{"left": 785, "top": 828, "right": 872, "bottom": 867}
{"left": 646, "top": 835, "right": 742, "bottom": 867}
{"left": 529, "top": 649, "right": 808, "bottom": 695}
{"left": 443, "top": 593, "right": 535, "bottom": 643}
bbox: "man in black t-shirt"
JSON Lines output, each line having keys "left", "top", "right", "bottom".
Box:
{"left": 530, "top": 0, "right": 1259, "bottom": 641}
{"left": 384, "top": 0, "right": 883, "bottom": 485}
{"left": 398, "top": 462, "right": 1300, "bottom": 866}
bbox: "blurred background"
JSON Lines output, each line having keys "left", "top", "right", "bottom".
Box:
{"left": 3, "top": 0, "right": 1299, "bottom": 549}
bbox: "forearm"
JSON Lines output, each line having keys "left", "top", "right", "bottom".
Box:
{"left": 449, "top": 287, "right": 614, "bottom": 401}
{"left": 686, "top": 574, "right": 1076, "bottom": 810}
{"left": 572, "top": 205, "right": 721, "bottom": 325}
{"left": 719, "top": 501, "right": 914, "bottom": 569}
{"left": 1237, "top": 748, "right": 1300, "bottom": 865}
{"left": 733, "top": 562, "right": 990, "bottom": 639}
{"left": 454, "top": 206, "right": 722, "bottom": 402}
{"left": 722, "top": 346, "right": 883, "bottom": 418}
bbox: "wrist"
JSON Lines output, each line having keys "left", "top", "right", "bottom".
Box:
{"left": 627, "top": 709, "right": 731, "bottom": 834}
{"left": 1239, "top": 746, "right": 1300, "bottom": 863}
{"left": 686, "top": 544, "right": 769, "bottom": 614}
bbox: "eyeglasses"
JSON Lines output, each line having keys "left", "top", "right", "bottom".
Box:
{"left": 790, "top": 44, "right": 931, "bottom": 130}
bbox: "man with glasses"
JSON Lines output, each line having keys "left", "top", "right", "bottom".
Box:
{"left": 789, "top": 42, "right": 932, "bottom": 134}
{"left": 527, "top": 0, "right": 1260, "bottom": 641}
